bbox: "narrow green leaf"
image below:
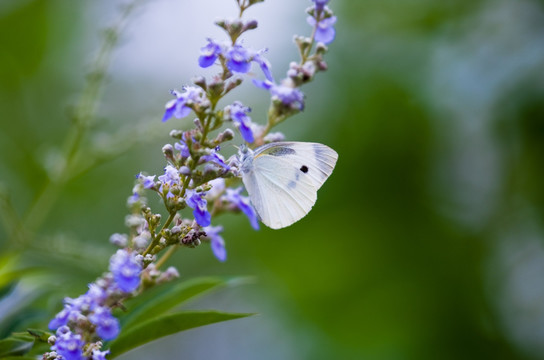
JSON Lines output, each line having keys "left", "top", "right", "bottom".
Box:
{"left": 0, "top": 337, "right": 33, "bottom": 358}
{"left": 119, "top": 276, "right": 250, "bottom": 330}
{"left": 0, "top": 357, "right": 40, "bottom": 360}
{"left": 25, "top": 329, "right": 53, "bottom": 343}
{"left": 109, "top": 310, "right": 255, "bottom": 358}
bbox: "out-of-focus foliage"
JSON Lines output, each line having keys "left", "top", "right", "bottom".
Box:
{"left": 2, "top": 0, "right": 544, "bottom": 359}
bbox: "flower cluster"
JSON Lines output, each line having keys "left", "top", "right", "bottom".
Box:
{"left": 43, "top": 0, "right": 336, "bottom": 358}
{"left": 45, "top": 250, "right": 142, "bottom": 360}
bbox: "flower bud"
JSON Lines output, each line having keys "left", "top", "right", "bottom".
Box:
{"left": 192, "top": 75, "right": 206, "bottom": 90}
{"left": 169, "top": 129, "right": 183, "bottom": 139}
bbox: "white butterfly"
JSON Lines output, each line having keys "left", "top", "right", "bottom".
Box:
{"left": 239, "top": 141, "right": 338, "bottom": 229}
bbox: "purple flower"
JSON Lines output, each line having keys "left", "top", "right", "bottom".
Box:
{"left": 175, "top": 139, "right": 190, "bottom": 158}
{"left": 253, "top": 79, "right": 305, "bottom": 111}
{"left": 226, "top": 45, "right": 251, "bottom": 73}
{"left": 204, "top": 225, "right": 226, "bottom": 262}
{"left": 49, "top": 285, "right": 106, "bottom": 331}
{"left": 312, "top": 0, "right": 330, "bottom": 12}
{"left": 198, "top": 39, "right": 222, "bottom": 68}
{"left": 48, "top": 308, "right": 70, "bottom": 330}
{"left": 89, "top": 307, "right": 120, "bottom": 340}
{"left": 201, "top": 150, "right": 229, "bottom": 170}
{"left": 86, "top": 283, "right": 107, "bottom": 306}
{"left": 224, "top": 188, "right": 259, "bottom": 230}
{"left": 253, "top": 53, "right": 274, "bottom": 82}
{"left": 186, "top": 190, "right": 211, "bottom": 227}
{"left": 307, "top": 15, "right": 336, "bottom": 44}
{"left": 227, "top": 101, "right": 254, "bottom": 143}
{"left": 92, "top": 349, "right": 110, "bottom": 360}
{"left": 137, "top": 173, "right": 156, "bottom": 189}
{"left": 53, "top": 327, "right": 84, "bottom": 360}
{"left": 158, "top": 165, "right": 181, "bottom": 198}
{"left": 162, "top": 87, "right": 204, "bottom": 122}
{"left": 109, "top": 249, "right": 142, "bottom": 293}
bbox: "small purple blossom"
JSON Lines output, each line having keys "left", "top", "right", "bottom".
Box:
{"left": 92, "top": 349, "right": 110, "bottom": 360}
{"left": 201, "top": 150, "right": 229, "bottom": 170}
{"left": 175, "top": 139, "right": 190, "bottom": 158}
{"left": 253, "top": 79, "right": 305, "bottom": 111}
{"left": 307, "top": 15, "right": 336, "bottom": 44}
{"left": 226, "top": 45, "right": 252, "bottom": 73}
{"left": 158, "top": 165, "right": 181, "bottom": 198}
{"left": 137, "top": 173, "right": 156, "bottom": 189}
{"left": 198, "top": 39, "right": 222, "bottom": 68}
{"left": 89, "top": 307, "right": 120, "bottom": 340}
{"left": 52, "top": 327, "right": 84, "bottom": 360}
{"left": 162, "top": 87, "right": 204, "bottom": 122}
{"left": 312, "top": 0, "right": 330, "bottom": 12}
{"left": 228, "top": 101, "right": 254, "bottom": 143}
{"left": 109, "top": 249, "right": 142, "bottom": 293}
{"left": 49, "top": 285, "right": 106, "bottom": 331}
{"left": 204, "top": 225, "right": 226, "bottom": 262}
{"left": 224, "top": 187, "right": 259, "bottom": 230}
{"left": 186, "top": 190, "right": 211, "bottom": 227}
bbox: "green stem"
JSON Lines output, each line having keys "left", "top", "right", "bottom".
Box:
{"left": 155, "top": 245, "right": 179, "bottom": 269}
{"left": 143, "top": 212, "right": 176, "bottom": 256}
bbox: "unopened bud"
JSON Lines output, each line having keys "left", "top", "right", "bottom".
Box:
{"left": 169, "top": 129, "right": 183, "bottom": 139}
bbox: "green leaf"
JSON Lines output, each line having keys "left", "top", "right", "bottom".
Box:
{"left": 0, "top": 357, "right": 41, "bottom": 360}
{"left": 25, "top": 329, "right": 52, "bottom": 343}
{"left": 119, "top": 276, "right": 251, "bottom": 330}
{"left": 0, "top": 336, "right": 34, "bottom": 358}
{"left": 108, "top": 310, "right": 255, "bottom": 358}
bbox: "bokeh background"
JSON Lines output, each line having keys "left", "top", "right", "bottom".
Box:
{"left": 2, "top": 0, "right": 544, "bottom": 359}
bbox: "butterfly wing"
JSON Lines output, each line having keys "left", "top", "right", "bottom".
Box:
{"left": 242, "top": 142, "right": 338, "bottom": 229}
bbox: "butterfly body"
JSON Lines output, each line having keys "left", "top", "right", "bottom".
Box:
{"left": 239, "top": 141, "right": 338, "bottom": 229}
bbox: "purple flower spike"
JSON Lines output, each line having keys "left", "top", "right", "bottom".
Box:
{"left": 228, "top": 101, "right": 254, "bottom": 143}
{"left": 89, "top": 307, "right": 120, "bottom": 340}
{"left": 162, "top": 87, "right": 204, "bottom": 122}
{"left": 186, "top": 190, "right": 211, "bottom": 227}
{"left": 224, "top": 188, "right": 259, "bottom": 230}
{"left": 109, "top": 249, "right": 142, "bottom": 293}
{"left": 307, "top": 15, "right": 337, "bottom": 44}
{"left": 226, "top": 45, "right": 252, "bottom": 73}
{"left": 204, "top": 225, "right": 227, "bottom": 262}
{"left": 198, "top": 39, "right": 222, "bottom": 68}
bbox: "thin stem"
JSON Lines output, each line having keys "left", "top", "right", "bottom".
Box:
{"left": 143, "top": 212, "right": 176, "bottom": 256}
{"left": 22, "top": 0, "right": 143, "bottom": 237}
{"left": 155, "top": 245, "right": 179, "bottom": 269}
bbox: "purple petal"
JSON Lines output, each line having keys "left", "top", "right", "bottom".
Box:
{"left": 238, "top": 121, "right": 254, "bottom": 143}
{"left": 194, "top": 207, "right": 211, "bottom": 227}
{"left": 199, "top": 54, "right": 218, "bottom": 68}
{"left": 227, "top": 58, "right": 251, "bottom": 73}
{"left": 315, "top": 26, "right": 335, "bottom": 44}
{"left": 162, "top": 100, "right": 176, "bottom": 122}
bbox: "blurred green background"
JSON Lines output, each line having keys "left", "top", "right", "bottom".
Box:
{"left": 2, "top": 0, "right": 544, "bottom": 359}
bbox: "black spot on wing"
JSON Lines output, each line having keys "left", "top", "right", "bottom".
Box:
{"left": 268, "top": 147, "right": 296, "bottom": 156}
{"left": 300, "top": 165, "right": 309, "bottom": 173}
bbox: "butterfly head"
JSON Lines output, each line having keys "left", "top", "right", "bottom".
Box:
{"left": 237, "top": 144, "right": 255, "bottom": 174}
